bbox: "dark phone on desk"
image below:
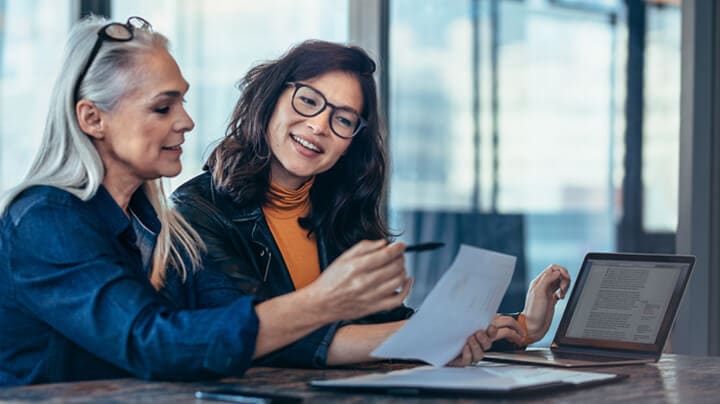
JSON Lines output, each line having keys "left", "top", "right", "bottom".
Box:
{"left": 195, "top": 388, "right": 302, "bottom": 404}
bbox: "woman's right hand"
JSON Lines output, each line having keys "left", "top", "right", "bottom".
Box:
{"left": 447, "top": 327, "right": 495, "bottom": 366}
{"left": 303, "top": 239, "right": 412, "bottom": 324}
{"left": 446, "top": 315, "right": 527, "bottom": 367}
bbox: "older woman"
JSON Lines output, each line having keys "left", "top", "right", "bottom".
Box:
{"left": 171, "top": 40, "right": 571, "bottom": 368}
{"left": 0, "top": 17, "right": 411, "bottom": 386}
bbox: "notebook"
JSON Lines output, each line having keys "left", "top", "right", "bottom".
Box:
{"left": 483, "top": 252, "right": 694, "bottom": 367}
{"left": 310, "top": 364, "right": 626, "bottom": 396}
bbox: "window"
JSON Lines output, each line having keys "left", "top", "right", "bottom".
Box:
{"left": 0, "top": 0, "right": 71, "bottom": 193}
{"left": 388, "top": 0, "right": 680, "bottom": 345}
{"left": 643, "top": 5, "right": 680, "bottom": 233}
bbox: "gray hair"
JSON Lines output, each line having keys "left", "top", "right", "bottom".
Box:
{"left": 0, "top": 16, "right": 203, "bottom": 288}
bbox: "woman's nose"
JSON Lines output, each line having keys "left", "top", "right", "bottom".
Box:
{"left": 305, "top": 109, "right": 331, "bottom": 136}
{"left": 175, "top": 107, "right": 195, "bottom": 133}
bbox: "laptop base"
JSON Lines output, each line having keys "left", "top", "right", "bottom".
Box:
{"left": 483, "top": 348, "right": 656, "bottom": 367}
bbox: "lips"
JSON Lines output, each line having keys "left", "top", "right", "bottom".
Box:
{"left": 290, "top": 134, "right": 323, "bottom": 153}
{"left": 161, "top": 142, "right": 183, "bottom": 151}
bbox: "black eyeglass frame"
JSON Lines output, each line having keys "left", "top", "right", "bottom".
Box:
{"left": 286, "top": 82, "right": 368, "bottom": 139}
{"left": 73, "top": 16, "right": 152, "bottom": 103}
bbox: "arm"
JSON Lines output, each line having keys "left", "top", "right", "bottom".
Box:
{"left": 316, "top": 264, "right": 571, "bottom": 364}
{"left": 521, "top": 264, "right": 571, "bottom": 342}
{"left": 488, "top": 264, "right": 572, "bottom": 349}
{"left": 172, "top": 196, "right": 345, "bottom": 367}
{"left": 325, "top": 321, "right": 406, "bottom": 365}
{"left": 173, "top": 192, "right": 416, "bottom": 368}
{"left": 252, "top": 240, "right": 414, "bottom": 360}
{"left": 9, "top": 201, "right": 257, "bottom": 380}
{"left": 178, "top": 259, "right": 345, "bottom": 368}
{"left": 11, "top": 200, "right": 410, "bottom": 379}
{"left": 327, "top": 322, "right": 498, "bottom": 367}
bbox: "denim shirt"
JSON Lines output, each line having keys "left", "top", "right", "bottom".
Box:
{"left": 0, "top": 185, "right": 259, "bottom": 386}
{"left": 129, "top": 208, "right": 156, "bottom": 274}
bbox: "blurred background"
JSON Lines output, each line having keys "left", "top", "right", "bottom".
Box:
{"left": 0, "top": 0, "right": 692, "bottom": 348}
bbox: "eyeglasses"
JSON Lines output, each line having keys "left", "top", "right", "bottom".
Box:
{"left": 287, "top": 82, "right": 367, "bottom": 139}
{"left": 73, "top": 16, "right": 152, "bottom": 102}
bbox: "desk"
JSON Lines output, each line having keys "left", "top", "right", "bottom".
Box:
{"left": 0, "top": 354, "right": 717, "bottom": 403}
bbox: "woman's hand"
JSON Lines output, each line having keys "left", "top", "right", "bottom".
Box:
{"left": 447, "top": 327, "right": 495, "bottom": 367}
{"left": 447, "top": 315, "right": 529, "bottom": 367}
{"left": 303, "top": 240, "right": 412, "bottom": 324}
{"left": 489, "top": 315, "right": 525, "bottom": 346}
{"left": 521, "top": 264, "right": 571, "bottom": 343}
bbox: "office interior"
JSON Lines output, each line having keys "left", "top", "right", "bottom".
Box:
{"left": 0, "top": 0, "right": 716, "bottom": 356}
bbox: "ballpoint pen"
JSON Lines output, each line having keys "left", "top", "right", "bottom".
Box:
{"left": 404, "top": 242, "right": 445, "bottom": 252}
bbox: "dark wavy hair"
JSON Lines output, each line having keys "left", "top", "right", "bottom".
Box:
{"left": 205, "top": 40, "right": 391, "bottom": 253}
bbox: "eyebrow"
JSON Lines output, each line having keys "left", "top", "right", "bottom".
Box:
{"left": 333, "top": 103, "right": 363, "bottom": 116}
{"left": 151, "top": 90, "right": 183, "bottom": 101}
{"left": 300, "top": 82, "right": 362, "bottom": 115}
{"left": 151, "top": 83, "right": 190, "bottom": 101}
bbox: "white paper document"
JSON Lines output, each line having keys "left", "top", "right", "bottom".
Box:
{"left": 371, "top": 245, "right": 515, "bottom": 366}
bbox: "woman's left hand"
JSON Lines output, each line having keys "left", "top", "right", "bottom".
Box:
{"left": 521, "top": 264, "right": 571, "bottom": 344}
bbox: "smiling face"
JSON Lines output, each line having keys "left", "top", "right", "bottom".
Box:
{"left": 93, "top": 48, "right": 194, "bottom": 184}
{"left": 267, "top": 70, "right": 363, "bottom": 190}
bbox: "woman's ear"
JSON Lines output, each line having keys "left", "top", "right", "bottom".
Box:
{"left": 76, "top": 99, "right": 105, "bottom": 140}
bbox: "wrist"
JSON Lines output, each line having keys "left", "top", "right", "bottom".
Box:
{"left": 517, "top": 313, "right": 534, "bottom": 346}
{"left": 295, "top": 284, "right": 336, "bottom": 326}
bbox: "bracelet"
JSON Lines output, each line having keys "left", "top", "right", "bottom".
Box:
{"left": 517, "top": 314, "right": 533, "bottom": 346}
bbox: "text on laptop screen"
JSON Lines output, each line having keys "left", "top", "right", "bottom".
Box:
{"left": 565, "top": 259, "right": 689, "bottom": 344}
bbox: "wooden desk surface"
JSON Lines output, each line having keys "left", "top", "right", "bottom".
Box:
{"left": 0, "top": 354, "right": 717, "bottom": 403}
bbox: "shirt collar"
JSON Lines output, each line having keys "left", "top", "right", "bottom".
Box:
{"left": 90, "top": 185, "right": 161, "bottom": 237}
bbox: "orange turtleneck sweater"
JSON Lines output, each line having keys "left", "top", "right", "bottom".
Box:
{"left": 262, "top": 178, "right": 320, "bottom": 290}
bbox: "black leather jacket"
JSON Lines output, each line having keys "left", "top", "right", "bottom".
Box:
{"left": 170, "top": 172, "right": 414, "bottom": 368}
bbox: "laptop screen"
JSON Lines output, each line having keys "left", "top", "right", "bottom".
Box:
{"left": 554, "top": 253, "right": 694, "bottom": 353}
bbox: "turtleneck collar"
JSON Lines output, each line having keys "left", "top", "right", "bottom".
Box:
{"left": 265, "top": 177, "right": 315, "bottom": 211}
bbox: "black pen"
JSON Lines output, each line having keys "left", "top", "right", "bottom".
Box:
{"left": 404, "top": 242, "right": 445, "bottom": 252}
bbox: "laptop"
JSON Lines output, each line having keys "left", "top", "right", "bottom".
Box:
{"left": 483, "top": 252, "right": 694, "bottom": 367}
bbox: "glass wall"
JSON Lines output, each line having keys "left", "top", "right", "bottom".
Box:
{"left": 388, "top": 0, "right": 680, "bottom": 345}
{"left": 0, "top": 0, "right": 71, "bottom": 192}
{"left": 113, "top": 0, "right": 349, "bottom": 189}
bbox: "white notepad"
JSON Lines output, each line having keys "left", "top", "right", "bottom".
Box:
{"left": 311, "top": 364, "right": 626, "bottom": 395}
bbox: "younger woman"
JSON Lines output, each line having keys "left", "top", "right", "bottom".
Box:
{"left": 171, "top": 40, "right": 570, "bottom": 367}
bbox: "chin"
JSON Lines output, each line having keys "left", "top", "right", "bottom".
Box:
{"left": 161, "top": 166, "right": 183, "bottom": 178}
{"left": 283, "top": 163, "right": 316, "bottom": 178}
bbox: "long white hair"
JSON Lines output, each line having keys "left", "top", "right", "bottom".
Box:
{"left": 0, "top": 16, "right": 204, "bottom": 288}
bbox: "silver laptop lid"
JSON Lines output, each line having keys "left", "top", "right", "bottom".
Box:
{"left": 552, "top": 253, "right": 694, "bottom": 356}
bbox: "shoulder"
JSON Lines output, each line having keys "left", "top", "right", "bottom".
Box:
{"left": 3, "top": 186, "right": 113, "bottom": 261}
{"left": 171, "top": 172, "right": 260, "bottom": 222}
{"left": 4, "top": 186, "right": 85, "bottom": 227}
{"left": 171, "top": 172, "right": 219, "bottom": 216}
{"left": 171, "top": 173, "right": 236, "bottom": 237}
{"left": 172, "top": 172, "right": 213, "bottom": 203}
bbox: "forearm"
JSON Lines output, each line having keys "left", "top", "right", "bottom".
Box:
{"left": 253, "top": 288, "right": 332, "bottom": 359}
{"left": 326, "top": 321, "right": 406, "bottom": 365}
